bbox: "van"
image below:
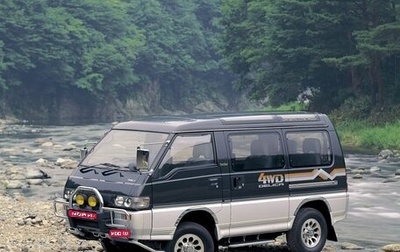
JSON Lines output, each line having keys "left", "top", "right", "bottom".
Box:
{"left": 54, "top": 112, "right": 348, "bottom": 252}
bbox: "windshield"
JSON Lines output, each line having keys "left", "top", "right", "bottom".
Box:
{"left": 81, "top": 130, "right": 169, "bottom": 168}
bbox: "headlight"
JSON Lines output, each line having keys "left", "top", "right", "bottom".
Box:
{"left": 114, "top": 196, "right": 150, "bottom": 209}
{"left": 64, "top": 188, "right": 74, "bottom": 200}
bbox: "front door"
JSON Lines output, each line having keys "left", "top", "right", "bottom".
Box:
{"left": 151, "top": 133, "right": 223, "bottom": 236}
{"left": 227, "top": 131, "right": 289, "bottom": 236}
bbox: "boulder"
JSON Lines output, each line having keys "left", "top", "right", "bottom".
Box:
{"left": 382, "top": 244, "right": 400, "bottom": 252}
{"left": 341, "top": 242, "right": 364, "bottom": 250}
{"left": 25, "top": 168, "right": 50, "bottom": 179}
{"left": 35, "top": 158, "right": 49, "bottom": 167}
{"left": 379, "top": 149, "right": 394, "bottom": 159}
{"left": 5, "top": 180, "right": 24, "bottom": 189}
{"left": 41, "top": 142, "right": 53, "bottom": 147}
{"left": 55, "top": 158, "right": 78, "bottom": 169}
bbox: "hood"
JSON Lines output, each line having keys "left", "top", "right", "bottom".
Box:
{"left": 65, "top": 166, "right": 150, "bottom": 206}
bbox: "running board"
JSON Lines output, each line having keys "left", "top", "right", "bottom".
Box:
{"left": 219, "top": 239, "right": 275, "bottom": 250}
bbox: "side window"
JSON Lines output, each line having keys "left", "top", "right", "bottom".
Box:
{"left": 286, "top": 131, "right": 332, "bottom": 167}
{"left": 229, "top": 132, "right": 284, "bottom": 171}
{"left": 159, "top": 134, "right": 214, "bottom": 176}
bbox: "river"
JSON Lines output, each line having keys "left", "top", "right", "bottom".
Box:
{"left": 0, "top": 122, "right": 399, "bottom": 250}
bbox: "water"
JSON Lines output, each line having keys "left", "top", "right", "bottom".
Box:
{"left": 1, "top": 122, "right": 399, "bottom": 249}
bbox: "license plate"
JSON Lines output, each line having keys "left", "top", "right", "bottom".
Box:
{"left": 68, "top": 209, "right": 97, "bottom": 220}
{"left": 109, "top": 229, "right": 131, "bottom": 238}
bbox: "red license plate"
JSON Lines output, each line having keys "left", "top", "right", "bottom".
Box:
{"left": 68, "top": 209, "right": 97, "bottom": 220}
{"left": 109, "top": 229, "right": 131, "bottom": 238}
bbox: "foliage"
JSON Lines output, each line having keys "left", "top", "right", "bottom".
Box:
{"left": 0, "top": 0, "right": 232, "bottom": 121}
{"left": 335, "top": 120, "right": 400, "bottom": 150}
{"left": 219, "top": 0, "right": 400, "bottom": 114}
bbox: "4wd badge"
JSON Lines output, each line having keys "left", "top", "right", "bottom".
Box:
{"left": 258, "top": 173, "right": 285, "bottom": 188}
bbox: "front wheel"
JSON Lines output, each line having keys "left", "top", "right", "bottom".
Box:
{"left": 286, "top": 208, "right": 327, "bottom": 252}
{"left": 166, "top": 222, "right": 214, "bottom": 252}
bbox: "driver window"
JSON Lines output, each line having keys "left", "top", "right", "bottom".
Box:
{"left": 159, "top": 133, "right": 214, "bottom": 176}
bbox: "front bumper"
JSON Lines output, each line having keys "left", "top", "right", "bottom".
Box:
{"left": 54, "top": 186, "right": 161, "bottom": 252}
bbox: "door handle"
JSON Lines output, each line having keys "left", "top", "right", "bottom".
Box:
{"left": 233, "top": 177, "right": 244, "bottom": 189}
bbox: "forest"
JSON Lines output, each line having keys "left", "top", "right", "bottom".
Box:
{"left": 0, "top": 0, "right": 400, "bottom": 124}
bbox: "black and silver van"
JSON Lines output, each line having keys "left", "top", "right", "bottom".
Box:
{"left": 54, "top": 112, "right": 349, "bottom": 252}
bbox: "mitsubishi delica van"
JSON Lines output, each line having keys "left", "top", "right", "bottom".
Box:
{"left": 54, "top": 112, "right": 348, "bottom": 252}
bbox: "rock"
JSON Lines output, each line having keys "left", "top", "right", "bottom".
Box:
{"left": 31, "top": 148, "right": 43, "bottom": 154}
{"left": 379, "top": 149, "right": 394, "bottom": 159}
{"left": 26, "top": 168, "right": 49, "bottom": 179}
{"left": 370, "top": 166, "right": 381, "bottom": 173}
{"left": 9, "top": 174, "right": 25, "bottom": 180}
{"left": 395, "top": 169, "right": 400, "bottom": 176}
{"left": 383, "top": 178, "right": 399, "bottom": 183}
{"left": 35, "top": 158, "right": 49, "bottom": 167}
{"left": 352, "top": 174, "right": 363, "bottom": 179}
{"left": 6, "top": 180, "right": 24, "bottom": 189}
{"left": 341, "top": 242, "right": 364, "bottom": 250}
{"left": 24, "top": 148, "right": 43, "bottom": 154}
{"left": 41, "top": 141, "right": 54, "bottom": 147}
{"left": 27, "top": 179, "right": 44, "bottom": 185}
{"left": 55, "top": 158, "right": 78, "bottom": 169}
{"left": 382, "top": 244, "right": 400, "bottom": 252}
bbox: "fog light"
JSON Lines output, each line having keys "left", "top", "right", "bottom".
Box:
{"left": 75, "top": 194, "right": 85, "bottom": 206}
{"left": 88, "top": 195, "right": 97, "bottom": 207}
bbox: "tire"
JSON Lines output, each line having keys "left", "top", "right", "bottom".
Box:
{"left": 166, "top": 222, "right": 214, "bottom": 252}
{"left": 286, "top": 208, "right": 327, "bottom": 252}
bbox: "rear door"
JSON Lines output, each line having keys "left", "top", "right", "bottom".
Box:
{"left": 227, "top": 130, "right": 289, "bottom": 236}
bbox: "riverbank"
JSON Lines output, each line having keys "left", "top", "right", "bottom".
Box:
{"left": 0, "top": 193, "right": 101, "bottom": 252}
{"left": 335, "top": 120, "right": 400, "bottom": 150}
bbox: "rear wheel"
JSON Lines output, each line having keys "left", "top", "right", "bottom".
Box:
{"left": 166, "top": 222, "right": 214, "bottom": 252}
{"left": 287, "top": 208, "right": 327, "bottom": 252}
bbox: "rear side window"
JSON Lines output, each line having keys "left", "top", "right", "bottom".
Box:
{"left": 286, "top": 131, "right": 332, "bottom": 167}
{"left": 229, "top": 132, "right": 284, "bottom": 171}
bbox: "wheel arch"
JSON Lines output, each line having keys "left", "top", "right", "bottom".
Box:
{"left": 175, "top": 209, "right": 218, "bottom": 243}
{"left": 293, "top": 199, "right": 338, "bottom": 241}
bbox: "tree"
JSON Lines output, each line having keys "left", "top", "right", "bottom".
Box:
{"left": 220, "top": 0, "right": 400, "bottom": 112}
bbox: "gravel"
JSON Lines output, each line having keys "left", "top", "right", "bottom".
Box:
{"left": 0, "top": 193, "right": 101, "bottom": 252}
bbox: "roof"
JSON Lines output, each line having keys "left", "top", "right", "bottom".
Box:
{"left": 112, "top": 111, "right": 332, "bottom": 133}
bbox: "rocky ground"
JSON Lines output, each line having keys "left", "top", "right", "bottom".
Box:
{"left": 0, "top": 190, "right": 399, "bottom": 252}
{"left": 0, "top": 192, "right": 102, "bottom": 252}
{"left": 0, "top": 120, "right": 400, "bottom": 252}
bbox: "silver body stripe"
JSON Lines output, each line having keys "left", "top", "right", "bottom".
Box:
{"left": 289, "top": 180, "right": 338, "bottom": 189}
{"left": 136, "top": 191, "right": 348, "bottom": 240}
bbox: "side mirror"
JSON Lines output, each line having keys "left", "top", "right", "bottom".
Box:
{"left": 80, "top": 147, "right": 88, "bottom": 161}
{"left": 137, "top": 148, "right": 149, "bottom": 170}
